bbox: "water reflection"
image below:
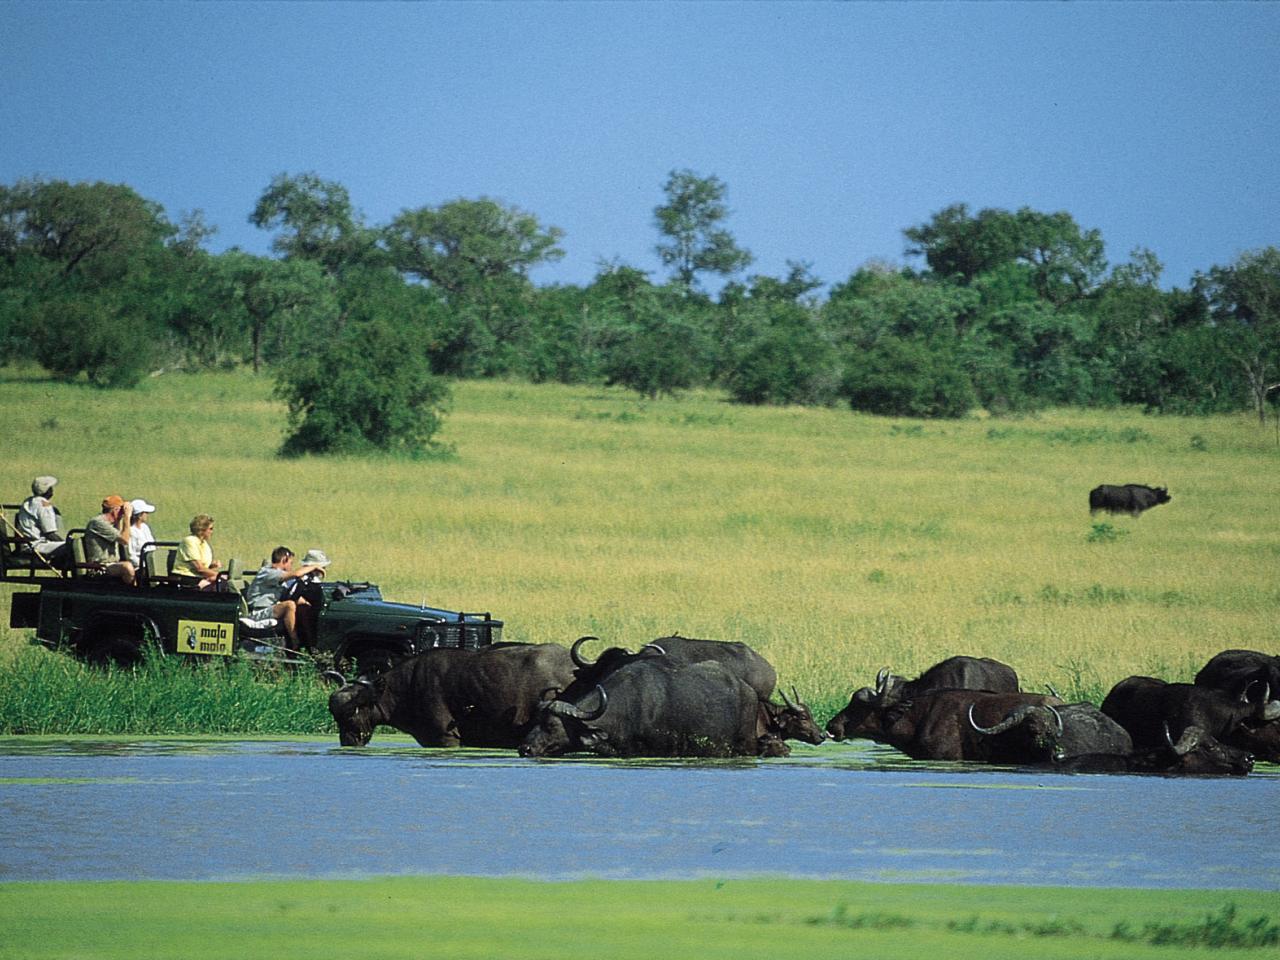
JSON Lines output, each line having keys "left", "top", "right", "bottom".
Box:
{"left": 0, "top": 737, "right": 1275, "bottom": 889}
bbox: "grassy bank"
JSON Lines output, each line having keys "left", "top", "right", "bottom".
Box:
{"left": 1, "top": 877, "right": 1276, "bottom": 959}
{"left": 3, "top": 368, "right": 1278, "bottom": 731}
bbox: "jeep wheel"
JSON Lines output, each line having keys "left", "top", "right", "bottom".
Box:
{"left": 82, "top": 624, "right": 145, "bottom": 668}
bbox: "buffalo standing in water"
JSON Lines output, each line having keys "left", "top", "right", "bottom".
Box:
{"left": 328, "top": 643, "right": 575, "bottom": 747}
{"left": 520, "top": 657, "right": 824, "bottom": 759}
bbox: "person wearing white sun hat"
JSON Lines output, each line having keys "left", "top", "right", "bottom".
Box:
{"left": 126, "top": 498, "right": 157, "bottom": 568}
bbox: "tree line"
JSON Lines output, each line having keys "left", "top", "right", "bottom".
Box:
{"left": 1, "top": 172, "right": 1277, "bottom": 454}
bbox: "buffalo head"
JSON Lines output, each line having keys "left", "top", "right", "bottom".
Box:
{"left": 328, "top": 677, "right": 382, "bottom": 747}
{"left": 763, "top": 687, "right": 828, "bottom": 745}
{"left": 825, "top": 668, "right": 904, "bottom": 740}
{"left": 1160, "top": 723, "right": 1253, "bottom": 776}
{"left": 519, "top": 685, "right": 609, "bottom": 758}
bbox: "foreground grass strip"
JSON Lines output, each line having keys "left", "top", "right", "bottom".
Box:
{"left": 1, "top": 878, "right": 1276, "bottom": 960}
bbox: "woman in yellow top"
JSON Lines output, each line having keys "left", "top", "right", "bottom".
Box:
{"left": 173, "top": 514, "right": 221, "bottom": 590}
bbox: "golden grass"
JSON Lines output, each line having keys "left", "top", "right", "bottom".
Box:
{"left": 3, "top": 368, "right": 1277, "bottom": 712}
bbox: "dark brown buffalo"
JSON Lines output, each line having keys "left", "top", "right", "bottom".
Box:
{"left": 826, "top": 655, "right": 1019, "bottom": 741}
{"left": 1193, "top": 650, "right": 1280, "bottom": 761}
{"left": 1088, "top": 483, "right": 1171, "bottom": 516}
{"left": 837, "top": 689, "right": 1065, "bottom": 762}
{"left": 1100, "top": 675, "right": 1279, "bottom": 761}
{"left": 328, "top": 642, "right": 575, "bottom": 747}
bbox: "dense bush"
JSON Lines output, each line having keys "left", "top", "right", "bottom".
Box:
{"left": 840, "top": 337, "right": 976, "bottom": 418}
{"left": 275, "top": 315, "right": 450, "bottom": 456}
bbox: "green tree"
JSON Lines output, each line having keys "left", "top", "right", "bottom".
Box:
{"left": 228, "top": 253, "right": 337, "bottom": 373}
{"left": 250, "top": 172, "right": 381, "bottom": 277}
{"left": 1085, "top": 249, "right": 1174, "bottom": 407}
{"left": 0, "top": 178, "right": 175, "bottom": 282}
{"left": 905, "top": 203, "right": 1106, "bottom": 305}
{"left": 840, "top": 336, "right": 976, "bottom": 419}
{"left": 653, "top": 170, "right": 752, "bottom": 291}
{"left": 1196, "top": 247, "right": 1280, "bottom": 423}
{"left": 522, "top": 283, "right": 603, "bottom": 384}
{"left": 274, "top": 269, "right": 449, "bottom": 456}
{"left": 1, "top": 178, "right": 178, "bottom": 385}
{"left": 593, "top": 265, "right": 711, "bottom": 398}
{"left": 384, "top": 197, "right": 564, "bottom": 377}
{"left": 825, "top": 266, "right": 979, "bottom": 350}
{"left": 384, "top": 198, "right": 563, "bottom": 295}
{"left": 717, "top": 263, "right": 834, "bottom": 405}
{"left": 724, "top": 299, "right": 838, "bottom": 406}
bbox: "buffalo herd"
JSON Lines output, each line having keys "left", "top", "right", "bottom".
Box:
{"left": 327, "top": 638, "right": 1280, "bottom": 777}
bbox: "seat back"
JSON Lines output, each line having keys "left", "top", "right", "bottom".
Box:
{"left": 141, "top": 543, "right": 181, "bottom": 585}
{"left": 0, "top": 504, "right": 37, "bottom": 579}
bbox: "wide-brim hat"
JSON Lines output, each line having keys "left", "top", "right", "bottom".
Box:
{"left": 301, "top": 549, "right": 331, "bottom": 567}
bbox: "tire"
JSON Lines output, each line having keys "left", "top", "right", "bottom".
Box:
{"left": 81, "top": 623, "right": 145, "bottom": 668}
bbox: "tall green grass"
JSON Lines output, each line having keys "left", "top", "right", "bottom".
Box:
{"left": 3, "top": 367, "right": 1278, "bottom": 731}
{"left": 0, "top": 646, "right": 331, "bottom": 735}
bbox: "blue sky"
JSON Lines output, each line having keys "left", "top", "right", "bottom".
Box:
{"left": 3, "top": 1, "right": 1277, "bottom": 292}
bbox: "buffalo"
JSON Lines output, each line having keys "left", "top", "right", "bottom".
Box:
{"left": 1088, "top": 483, "right": 1171, "bottom": 516}
{"left": 519, "top": 657, "right": 822, "bottom": 759}
{"left": 568, "top": 633, "right": 777, "bottom": 701}
{"left": 968, "top": 701, "right": 1133, "bottom": 766}
{"left": 834, "top": 688, "right": 1065, "bottom": 762}
{"left": 1100, "top": 675, "right": 1279, "bottom": 764}
{"left": 1193, "top": 650, "right": 1280, "bottom": 762}
{"left": 1194, "top": 649, "right": 1280, "bottom": 702}
{"left": 328, "top": 642, "right": 575, "bottom": 747}
{"left": 826, "top": 655, "right": 1019, "bottom": 741}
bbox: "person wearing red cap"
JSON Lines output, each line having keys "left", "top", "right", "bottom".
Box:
{"left": 84, "top": 495, "right": 135, "bottom": 585}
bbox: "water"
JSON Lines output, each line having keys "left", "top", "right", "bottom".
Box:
{"left": 1, "top": 738, "right": 1276, "bottom": 889}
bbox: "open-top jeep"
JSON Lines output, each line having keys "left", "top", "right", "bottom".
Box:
{"left": 1, "top": 504, "right": 501, "bottom": 675}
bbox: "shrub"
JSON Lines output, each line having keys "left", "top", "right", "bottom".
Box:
{"left": 840, "top": 337, "right": 975, "bottom": 418}
{"left": 1086, "top": 522, "right": 1128, "bottom": 543}
{"left": 275, "top": 315, "right": 450, "bottom": 456}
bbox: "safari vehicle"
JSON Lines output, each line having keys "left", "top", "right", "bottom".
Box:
{"left": 1, "top": 504, "right": 502, "bottom": 675}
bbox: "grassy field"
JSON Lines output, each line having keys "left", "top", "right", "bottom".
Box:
{"left": 2, "top": 367, "right": 1278, "bottom": 725}
{"left": 1, "top": 877, "right": 1276, "bottom": 959}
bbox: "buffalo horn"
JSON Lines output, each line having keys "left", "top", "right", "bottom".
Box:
{"left": 968, "top": 703, "right": 1036, "bottom": 736}
{"left": 547, "top": 684, "right": 608, "bottom": 721}
{"left": 779, "top": 686, "right": 796, "bottom": 710}
{"left": 874, "top": 667, "right": 890, "bottom": 696}
{"left": 570, "top": 636, "right": 600, "bottom": 668}
{"left": 321, "top": 670, "right": 347, "bottom": 686}
{"left": 1165, "top": 722, "right": 1201, "bottom": 756}
{"left": 1047, "top": 704, "right": 1064, "bottom": 738}
{"left": 640, "top": 643, "right": 667, "bottom": 656}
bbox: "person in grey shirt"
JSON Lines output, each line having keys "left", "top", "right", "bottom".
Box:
{"left": 15, "top": 475, "right": 69, "bottom": 569}
{"left": 244, "top": 546, "right": 329, "bottom": 651}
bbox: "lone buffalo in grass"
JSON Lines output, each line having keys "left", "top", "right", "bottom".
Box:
{"left": 1088, "top": 483, "right": 1171, "bottom": 516}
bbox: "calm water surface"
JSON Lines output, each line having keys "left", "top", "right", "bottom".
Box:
{"left": 1, "top": 738, "right": 1276, "bottom": 889}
